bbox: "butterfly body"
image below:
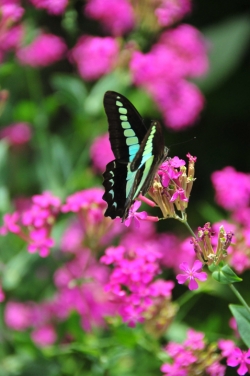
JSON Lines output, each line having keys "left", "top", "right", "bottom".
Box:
{"left": 102, "top": 91, "right": 168, "bottom": 221}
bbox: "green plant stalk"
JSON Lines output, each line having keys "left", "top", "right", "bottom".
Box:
{"left": 229, "top": 284, "right": 250, "bottom": 315}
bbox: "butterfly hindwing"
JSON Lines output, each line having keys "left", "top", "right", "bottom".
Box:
{"left": 102, "top": 91, "right": 168, "bottom": 221}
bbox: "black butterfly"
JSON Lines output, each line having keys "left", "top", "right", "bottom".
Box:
{"left": 102, "top": 91, "right": 168, "bottom": 221}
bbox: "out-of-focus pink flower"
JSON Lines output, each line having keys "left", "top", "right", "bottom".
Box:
{"left": 5, "top": 301, "right": 32, "bottom": 330}
{"left": 28, "top": 228, "right": 54, "bottom": 257}
{"left": 0, "top": 285, "right": 5, "bottom": 302}
{"left": 69, "top": 35, "right": 119, "bottom": 81}
{"left": 61, "top": 221, "right": 84, "bottom": 253}
{"left": 155, "top": 0, "right": 191, "bottom": 27}
{"left": 227, "top": 348, "right": 250, "bottom": 375}
{"left": 0, "top": 123, "right": 32, "bottom": 146}
{"left": 184, "top": 329, "right": 205, "bottom": 350}
{"left": 29, "top": 0, "right": 68, "bottom": 15}
{"left": 17, "top": 33, "right": 67, "bottom": 67}
{"left": 85, "top": 0, "right": 134, "bottom": 36}
{"left": 31, "top": 324, "right": 57, "bottom": 347}
{"left": 211, "top": 167, "right": 250, "bottom": 211}
{"left": 0, "top": 2, "right": 24, "bottom": 23}
{"left": 176, "top": 260, "right": 207, "bottom": 290}
{"left": 218, "top": 339, "right": 236, "bottom": 357}
{"left": 90, "top": 133, "right": 114, "bottom": 173}
{"left": 130, "top": 24, "right": 208, "bottom": 130}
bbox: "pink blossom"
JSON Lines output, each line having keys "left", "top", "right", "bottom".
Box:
{"left": 27, "top": 228, "right": 54, "bottom": 257}
{"left": 176, "top": 260, "right": 207, "bottom": 290}
{"left": 0, "top": 122, "right": 32, "bottom": 145}
{"left": 17, "top": 33, "right": 67, "bottom": 67}
{"left": 211, "top": 167, "right": 250, "bottom": 211}
{"left": 184, "top": 329, "right": 205, "bottom": 350}
{"left": 170, "top": 187, "right": 188, "bottom": 203}
{"left": 124, "top": 200, "right": 148, "bottom": 228}
{"left": 159, "top": 157, "right": 184, "bottom": 187}
{"left": 227, "top": 348, "right": 250, "bottom": 375}
{"left": 31, "top": 325, "right": 57, "bottom": 347}
{"left": 0, "top": 2, "right": 24, "bottom": 23}
{"left": 0, "top": 285, "right": 5, "bottom": 302}
{"left": 29, "top": 0, "right": 68, "bottom": 15}
{"left": 130, "top": 24, "right": 208, "bottom": 130}
{"left": 90, "top": 133, "right": 114, "bottom": 173}
{"left": 69, "top": 36, "right": 119, "bottom": 81}
{"left": 101, "top": 244, "right": 169, "bottom": 325}
{"left": 0, "top": 212, "right": 20, "bottom": 234}
{"left": 218, "top": 339, "right": 236, "bottom": 357}
{"left": 206, "top": 361, "right": 226, "bottom": 376}
{"left": 156, "top": 0, "right": 191, "bottom": 27}
{"left": 61, "top": 221, "right": 84, "bottom": 253}
{"left": 161, "top": 362, "right": 187, "bottom": 376}
{"left": 85, "top": 0, "right": 134, "bottom": 36}
{"left": 5, "top": 301, "right": 32, "bottom": 330}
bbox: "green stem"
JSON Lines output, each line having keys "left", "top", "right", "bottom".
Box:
{"left": 229, "top": 284, "right": 250, "bottom": 315}
{"left": 177, "top": 217, "right": 197, "bottom": 239}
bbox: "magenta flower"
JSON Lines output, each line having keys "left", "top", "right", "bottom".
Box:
{"left": 155, "top": 0, "right": 191, "bottom": 27}
{"left": 176, "top": 260, "right": 207, "bottom": 290}
{"left": 211, "top": 167, "right": 250, "bottom": 211}
{"left": 227, "top": 348, "right": 250, "bottom": 375}
{"left": 29, "top": 0, "right": 68, "bottom": 15}
{"left": 85, "top": 0, "right": 134, "bottom": 36}
{"left": 170, "top": 187, "right": 188, "bottom": 203}
{"left": 17, "top": 33, "right": 67, "bottom": 67}
{"left": 5, "top": 302, "right": 32, "bottom": 331}
{"left": 31, "top": 324, "right": 57, "bottom": 347}
{"left": 218, "top": 339, "right": 236, "bottom": 357}
{"left": 0, "top": 123, "right": 32, "bottom": 146}
{"left": 184, "top": 329, "right": 205, "bottom": 350}
{"left": 124, "top": 201, "right": 148, "bottom": 228}
{"left": 28, "top": 228, "right": 54, "bottom": 257}
{"left": 69, "top": 35, "right": 119, "bottom": 81}
{"left": 90, "top": 133, "right": 114, "bottom": 173}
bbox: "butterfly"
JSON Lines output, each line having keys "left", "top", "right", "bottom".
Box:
{"left": 102, "top": 91, "right": 168, "bottom": 221}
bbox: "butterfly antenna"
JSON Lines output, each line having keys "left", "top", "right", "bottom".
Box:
{"left": 168, "top": 136, "right": 196, "bottom": 148}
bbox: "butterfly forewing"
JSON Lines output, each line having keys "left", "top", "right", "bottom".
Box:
{"left": 103, "top": 91, "right": 147, "bottom": 162}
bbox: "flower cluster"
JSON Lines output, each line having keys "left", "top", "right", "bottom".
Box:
{"left": 0, "top": 122, "right": 32, "bottom": 146}
{"left": 0, "top": 0, "right": 24, "bottom": 61}
{"left": 130, "top": 25, "right": 208, "bottom": 129}
{"left": 148, "top": 154, "right": 196, "bottom": 220}
{"left": 155, "top": 0, "right": 192, "bottom": 27}
{"left": 211, "top": 167, "right": 250, "bottom": 274}
{"left": 85, "top": 0, "right": 134, "bottom": 36}
{"left": 17, "top": 33, "right": 67, "bottom": 67}
{"left": 69, "top": 36, "right": 119, "bottom": 81}
{"left": 0, "top": 191, "right": 61, "bottom": 257}
{"left": 29, "top": 0, "right": 68, "bottom": 15}
{"left": 90, "top": 132, "right": 114, "bottom": 173}
{"left": 5, "top": 246, "right": 117, "bottom": 346}
{"left": 161, "top": 328, "right": 226, "bottom": 376}
{"left": 101, "top": 243, "right": 175, "bottom": 326}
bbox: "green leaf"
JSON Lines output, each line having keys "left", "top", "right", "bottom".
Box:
{"left": 230, "top": 305, "right": 250, "bottom": 348}
{"left": 211, "top": 264, "right": 242, "bottom": 284}
{"left": 195, "top": 15, "right": 250, "bottom": 93}
{"left": 51, "top": 74, "right": 87, "bottom": 112}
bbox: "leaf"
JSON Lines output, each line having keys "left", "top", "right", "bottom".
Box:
{"left": 211, "top": 264, "right": 242, "bottom": 284}
{"left": 230, "top": 305, "right": 250, "bottom": 348}
{"left": 51, "top": 74, "right": 87, "bottom": 112}
{"left": 194, "top": 15, "right": 250, "bottom": 93}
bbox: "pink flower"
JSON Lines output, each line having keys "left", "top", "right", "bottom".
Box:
{"left": 90, "top": 133, "right": 114, "bottom": 173}
{"left": 31, "top": 324, "right": 57, "bottom": 347}
{"left": 17, "top": 33, "right": 67, "bottom": 67}
{"left": 69, "top": 35, "right": 119, "bottom": 81}
{"left": 206, "top": 361, "right": 226, "bottom": 376}
{"left": 124, "top": 201, "right": 148, "bottom": 228}
{"left": 211, "top": 167, "right": 250, "bottom": 211}
{"left": 0, "top": 212, "right": 20, "bottom": 234}
{"left": 155, "top": 0, "right": 191, "bottom": 27}
{"left": 176, "top": 260, "right": 207, "bottom": 290}
{"left": 28, "top": 228, "right": 54, "bottom": 257}
{"left": 227, "top": 348, "right": 250, "bottom": 375}
{"left": 29, "top": 0, "right": 68, "bottom": 15}
{"left": 161, "top": 362, "right": 187, "bottom": 376}
{"left": 170, "top": 187, "right": 188, "bottom": 203}
{"left": 130, "top": 24, "right": 208, "bottom": 130}
{"left": 218, "top": 339, "right": 236, "bottom": 357}
{"left": 85, "top": 0, "right": 134, "bottom": 36}
{"left": 5, "top": 301, "right": 32, "bottom": 330}
{"left": 0, "top": 285, "right": 5, "bottom": 302}
{"left": 0, "top": 122, "right": 31, "bottom": 145}
{"left": 184, "top": 329, "right": 205, "bottom": 350}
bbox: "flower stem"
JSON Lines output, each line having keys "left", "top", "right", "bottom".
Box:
{"left": 177, "top": 217, "right": 197, "bottom": 239}
{"left": 229, "top": 284, "right": 250, "bottom": 315}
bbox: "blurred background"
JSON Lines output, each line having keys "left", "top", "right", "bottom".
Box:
{"left": 0, "top": 0, "right": 250, "bottom": 375}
